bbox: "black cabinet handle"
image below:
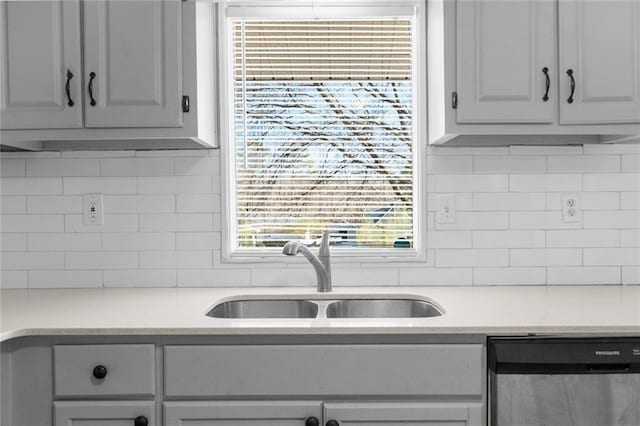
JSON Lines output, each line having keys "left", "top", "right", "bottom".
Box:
{"left": 65, "top": 70, "right": 74, "bottom": 107}
{"left": 88, "top": 72, "right": 97, "bottom": 106}
{"left": 326, "top": 421, "right": 339, "bottom": 426}
{"left": 134, "top": 416, "right": 148, "bottom": 426}
{"left": 566, "top": 69, "right": 575, "bottom": 104}
{"left": 542, "top": 67, "right": 550, "bottom": 102}
{"left": 92, "top": 365, "right": 107, "bottom": 379}
{"left": 305, "top": 417, "right": 319, "bottom": 426}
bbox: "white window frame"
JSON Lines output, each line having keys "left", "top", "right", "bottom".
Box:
{"left": 218, "top": 0, "right": 427, "bottom": 263}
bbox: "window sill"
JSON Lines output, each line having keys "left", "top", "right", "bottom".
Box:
{"left": 222, "top": 248, "right": 426, "bottom": 264}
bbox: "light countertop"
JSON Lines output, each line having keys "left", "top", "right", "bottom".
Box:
{"left": 1, "top": 286, "right": 639, "bottom": 342}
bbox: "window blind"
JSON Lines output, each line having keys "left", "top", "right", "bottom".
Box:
{"left": 232, "top": 17, "right": 414, "bottom": 249}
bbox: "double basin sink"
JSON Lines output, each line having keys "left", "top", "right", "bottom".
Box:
{"left": 207, "top": 295, "right": 445, "bottom": 319}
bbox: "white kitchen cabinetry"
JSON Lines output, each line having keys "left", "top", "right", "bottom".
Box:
{"left": 559, "top": 0, "right": 640, "bottom": 124}
{"left": 54, "top": 402, "right": 155, "bottom": 426}
{"left": 324, "top": 402, "right": 483, "bottom": 426}
{"left": 164, "top": 402, "right": 323, "bottom": 426}
{"left": 83, "top": 0, "right": 182, "bottom": 128}
{"left": 0, "top": 0, "right": 216, "bottom": 150}
{"left": 428, "top": 0, "right": 640, "bottom": 144}
{"left": 456, "top": 0, "right": 555, "bottom": 124}
{"left": 0, "top": 0, "right": 82, "bottom": 130}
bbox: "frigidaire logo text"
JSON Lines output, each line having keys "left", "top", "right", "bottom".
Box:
{"left": 595, "top": 350, "right": 620, "bottom": 356}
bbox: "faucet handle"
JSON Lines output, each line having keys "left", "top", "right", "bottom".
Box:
{"left": 319, "top": 230, "right": 330, "bottom": 255}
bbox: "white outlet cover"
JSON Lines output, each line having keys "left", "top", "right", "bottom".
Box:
{"left": 562, "top": 193, "right": 580, "bottom": 223}
{"left": 436, "top": 194, "right": 456, "bottom": 224}
{"left": 83, "top": 193, "right": 104, "bottom": 225}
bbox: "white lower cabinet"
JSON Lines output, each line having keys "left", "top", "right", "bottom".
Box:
{"left": 164, "top": 401, "right": 322, "bottom": 426}
{"left": 54, "top": 401, "right": 155, "bottom": 426}
{"left": 163, "top": 402, "right": 482, "bottom": 426}
{"left": 324, "top": 402, "right": 483, "bottom": 426}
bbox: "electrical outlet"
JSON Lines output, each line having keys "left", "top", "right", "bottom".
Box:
{"left": 437, "top": 194, "right": 456, "bottom": 224}
{"left": 83, "top": 194, "right": 104, "bottom": 225}
{"left": 562, "top": 193, "right": 580, "bottom": 223}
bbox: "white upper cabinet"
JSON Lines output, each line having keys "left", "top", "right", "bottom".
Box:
{"left": 0, "top": 0, "right": 82, "bottom": 130}
{"left": 559, "top": 0, "right": 640, "bottom": 124}
{"left": 83, "top": 0, "right": 182, "bottom": 128}
{"left": 456, "top": 0, "right": 555, "bottom": 124}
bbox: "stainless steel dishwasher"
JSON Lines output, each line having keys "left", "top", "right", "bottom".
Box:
{"left": 488, "top": 337, "right": 640, "bottom": 426}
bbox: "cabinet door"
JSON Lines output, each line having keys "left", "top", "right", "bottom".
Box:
{"left": 559, "top": 0, "right": 640, "bottom": 124}
{"left": 456, "top": 0, "right": 555, "bottom": 123}
{"left": 54, "top": 401, "right": 155, "bottom": 426}
{"left": 323, "top": 403, "right": 483, "bottom": 426}
{"left": 83, "top": 0, "right": 182, "bottom": 128}
{"left": 0, "top": 0, "right": 82, "bottom": 129}
{"left": 164, "top": 402, "right": 322, "bottom": 426}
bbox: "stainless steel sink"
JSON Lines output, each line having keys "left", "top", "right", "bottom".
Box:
{"left": 207, "top": 296, "right": 445, "bottom": 319}
{"left": 207, "top": 299, "right": 318, "bottom": 319}
{"left": 325, "top": 298, "right": 444, "bottom": 318}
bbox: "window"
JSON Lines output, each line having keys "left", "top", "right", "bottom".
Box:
{"left": 222, "top": 4, "right": 423, "bottom": 257}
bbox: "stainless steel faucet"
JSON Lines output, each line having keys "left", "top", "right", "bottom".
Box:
{"left": 282, "top": 230, "right": 332, "bottom": 292}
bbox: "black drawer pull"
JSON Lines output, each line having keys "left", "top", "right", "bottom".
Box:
{"left": 65, "top": 70, "right": 74, "bottom": 107}
{"left": 92, "top": 364, "right": 107, "bottom": 379}
{"left": 305, "top": 417, "right": 319, "bottom": 426}
{"left": 88, "top": 72, "right": 97, "bottom": 106}
{"left": 134, "top": 416, "right": 148, "bottom": 426}
{"left": 542, "top": 67, "right": 550, "bottom": 102}
{"left": 566, "top": 69, "right": 575, "bottom": 104}
{"left": 326, "top": 421, "right": 340, "bottom": 426}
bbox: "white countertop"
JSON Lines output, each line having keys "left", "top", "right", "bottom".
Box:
{"left": 1, "top": 286, "right": 639, "bottom": 342}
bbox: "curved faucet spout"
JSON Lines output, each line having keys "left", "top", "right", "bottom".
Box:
{"left": 282, "top": 231, "right": 332, "bottom": 292}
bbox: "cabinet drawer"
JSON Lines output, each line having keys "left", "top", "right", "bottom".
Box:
{"left": 54, "top": 401, "right": 155, "bottom": 426}
{"left": 164, "top": 344, "right": 483, "bottom": 397}
{"left": 54, "top": 344, "right": 155, "bottom": 397}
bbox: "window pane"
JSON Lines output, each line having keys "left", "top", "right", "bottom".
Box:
{"left": 233, "top": 18, "right": 414, "bottom": 249}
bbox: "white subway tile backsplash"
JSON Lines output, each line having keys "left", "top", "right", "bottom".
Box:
{"left": 1, "top": 233, "right": 26, "bottom": 250}
{"left": 583, "top": 174, "right": 640, "bottom": 191}
{"left": 140, "top": 250, "right": 212, "bottom": 269}
{"left": 1, "top": 145, "right": 638, "bottom": 288}
{"left": 102, "top": 233, "right": 175, "bottom": 251}
{"left": 101, "top": 158, "right": 173, "bottom": 176}
{"left": 65, "top": 214, "right": 138, "bottom": 233}
{"left": 622, "top": 266, "right": 640, "bottom": 284}
{"left": 65, "top": 251, "right": 138, "bottom": 269}
{"left": 433, "top": 174, "right": 508, "bottom": 192}
{"left": 2, "top": 214, "right": 64, "bottom": 232}
{"left": 176, "top": 232, "right": 221, "bottom": 250}
{"left": 138, "top": 176, "right": 211, "bottom": 194}
{"left": 1, "top": 270, "right": 28, "bottom": 288}
{"left": 547, "top": 267, "right": 621, "bottom": 285}
{"left": 546, "top": 155, "right": 620, "bottom": 173}
{"left": 583, "top": 211, "right": 640, "bottom": 229}
{"left": 584, "top": 248, "right": 640, "bottom": 266}
{"left": 510, "top": 248, "right": 582, "bottom": 267}
{"left": 104, "top": 269, "right": 176, "bottom": 287}
{"left": 103, "top": 195, "right": 175, "bottom": 214}
{"left": 64, "top": 177, "right": 137, "bottom": 194}
{"left": 510, "top": 211, "right": 581, "bottom": 229}
{"left": 473, "top": 267, "right": 546, "bottom": 285}
{"left": 546, "top": 230, "right": 619, "bottom": 248}
{"left": 473, "top": 156, "right": 546, "bottom": 173}
{"left": 29, "top": 270, "right": 102, "bottom": 288}
{"left": 621, "top": 155, "right": 640, "bottom": 172}
{"left": 176, "top": 194, "right": 221, "bottom": 213}
{"left": 0, "top": 196, "right": 26, "bottom": 214}
{"left": 473, "top": 230, "right": 545, "bottom": 248}
{"left": 510, "top": 174, "right": 582, "bottom": 192}
{"left": 472, "top": 193, "right": 545, "bottom": 211}
{"left": 621, "top": 192, "right": 640, "bottom": 210}
{"left": 28, "top": 233, "right": 101, "bottom": 251}
{"left": 399, "top": 267, "right": 472, "bottom": 286}
{"left": 27, "top": 159, "right": 100, "bottom": 176}
{"left": 436, "top": 249, "right": 508, "bottom": 267}
{"left": 1, "top": 177, "right": 62, "bottom": 195}
{"left": 1, "top": 159, "right": 25, "bottom": 176}
{"left": 140, "top": 213, "right": 213, "bottom": 232}
{"left": 27, "top": 195, "right": 83, "bottom": 214}
{"left": 1, "top": 251, "right": 64, "bottom": 270}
